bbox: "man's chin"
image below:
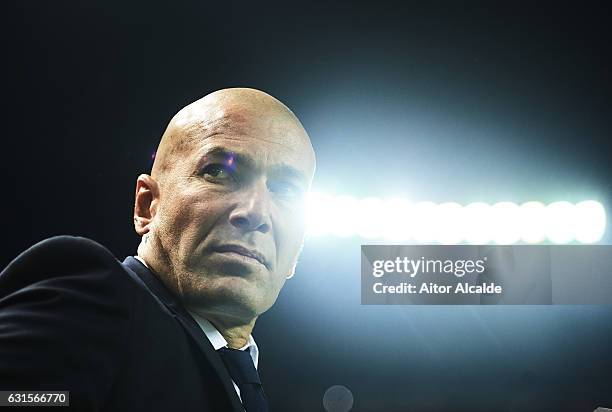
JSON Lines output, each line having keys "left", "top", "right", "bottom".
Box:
{"left": 183, "top": 283, "right": 265, "bottom": 321}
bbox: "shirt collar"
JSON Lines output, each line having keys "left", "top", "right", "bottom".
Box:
{"left": 188, "top": 309, "right": 259, "bottom": 369}
{"left": 134, "top": 255, "right": 148, "bottom": 268}
{"left": 135, "top": 255, "right": 259, "bottom": 368}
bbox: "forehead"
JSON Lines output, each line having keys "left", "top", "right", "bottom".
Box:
{"left": 185, "top": 108, "right": 315, "bottom": 177}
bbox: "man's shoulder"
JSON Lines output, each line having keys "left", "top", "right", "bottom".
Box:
{"left": 7, "top": 235, "right": 118, "bottom": 264}
{"left": 0, "top": 235, "right": 132, "bottom": 298}
{"left": 0, "top": 236, "right": 141, "bottom": 405}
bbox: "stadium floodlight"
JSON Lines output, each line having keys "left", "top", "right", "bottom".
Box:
{"left": 305, "top": 192, "right": 333, "bottom": 237}
{"left": 545, "top": 201, "right": 576, "bottom": 244}
{"left": 304, "top": 194, "right": 606, "bottom": 244}
{"left": 357, "top": 197, "right": 388, "bottom": 239}
{"left": 490, "top": 202, "right": 522, "bottom": 245}
{"left": 411, "top": 201, "right": 438, "bottom": 243}
{"left": 329, "top": 195, "right": 359, "bottom": 238}
{"left": 518, "top": 201, "right": 547, "bottom": 244}
{"left": 573, "top": 200, "right": 606, "bottom": 244}
{"left": 435, "top": 202, "right": 464, "bottom": 244}
{"left": 463, "top": 202, "right": 492, "bottom": 244}
{"left": 381, "top": 197, "right": 413, "bottom": 241}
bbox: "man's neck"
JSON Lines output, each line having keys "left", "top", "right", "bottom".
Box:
{"left": 192, "top": 310, "right": 257, "bottom": 349}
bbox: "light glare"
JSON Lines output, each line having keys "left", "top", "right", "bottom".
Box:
{"left": 305, "top": 194, "right": 606, "bottom": 244}
{"left": 574, "top": 200, "right": 606, "bottom": 243}
{"left": 463, "top": 202, "right": 492, "bottom": 244}
{"left": 436, "top": 202, "right": 464, "bottom": 244}
{"left": 382, "top": 198, "right": 413, "bottom": 241}
{"left": 491, "top": 202, "right": 521, "bottom": 244}
{"left": 412, "top": 202, "right": 438, "bottom": 243}
{"left": 357, "top": 197, "right": 385, "bottom": 239}
{"left": 519, "top": 201, "right": 547, "bottom": 244}
{"left": 330, "top": 196, "right": 359, "bottom": 238}
{"left": 546, "top": 201, "right": 576, "bottom": 244}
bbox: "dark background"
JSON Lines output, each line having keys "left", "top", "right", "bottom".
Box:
{"left": 3, "top": 1, "right": 612, "bottom": 411}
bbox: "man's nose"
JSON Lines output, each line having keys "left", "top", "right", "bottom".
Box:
{"left": 229, "top": 182, "right": 271, "bottom": 233}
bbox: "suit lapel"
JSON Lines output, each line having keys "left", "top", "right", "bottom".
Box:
{"left": 123, "top": 257, "right": 245, "bottom": 412}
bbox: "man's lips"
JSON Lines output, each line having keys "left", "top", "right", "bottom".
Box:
{"left": 212, "top": 244, "right": 268, "bottom": 268}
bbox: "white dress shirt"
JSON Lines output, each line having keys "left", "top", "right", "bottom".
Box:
{"left": 187, "top": 309, "right": 259, "bottom": 402}
{"left": 134, "top": 255, "right": 259, "bottom": 401}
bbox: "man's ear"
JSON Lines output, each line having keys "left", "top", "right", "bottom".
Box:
{"left": 134, "top": 174, "right": 160, "bottom": 236}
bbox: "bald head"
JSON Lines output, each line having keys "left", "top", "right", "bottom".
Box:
{"left": 133, "top": 87, "right": 316, "bottom": 325}
{"left": 151, "top": 88, "right": 315, "bottom": 184}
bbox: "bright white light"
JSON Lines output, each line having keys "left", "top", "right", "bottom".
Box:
{"left": 546, "top": 201, "right": 576, "bottom": 244}
{"left": 463, "top": 202, "right": 492, "bottom": 244}
{"left": 356, "top": 197, "right": 385, "bottom": 239}
{"left": 519, "top": 201, "right": 547, "bottom": 244}
{"left": 381, "top": 198, "right": 413, "bottom": 241}
{"left": 436, "top": 202, "right": 464, "bottom": 244}
{"left": 305, "top": 192, "right": 333, "bottom": 237}
{"left": 412, "top": 202, "right": 438, "bottom": 243}
{"left": 304, "top": 194, "right": 606, "bottom": 244}
{"left": 489, "top": 202, "right": 521, "bottom": 244}
{"left": 329, "top": 195, "right": 359, "bottom": 238}
{"left": 573, "top": 200, "right": 606, "bottom": 243}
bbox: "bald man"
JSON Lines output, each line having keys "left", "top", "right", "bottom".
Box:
{"left": 0, "top": 88, "right": 316, "bottom": 412}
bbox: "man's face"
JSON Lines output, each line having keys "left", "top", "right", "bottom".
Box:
{"left": 151, "top": 103, "right": 315, "bottom": 320}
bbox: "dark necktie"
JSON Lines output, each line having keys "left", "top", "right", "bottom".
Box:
{"left": 217, "top": 347, "right": 270, "bottom": 412}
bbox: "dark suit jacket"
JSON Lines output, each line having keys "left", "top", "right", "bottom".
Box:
{"left": 0, "top": 236, "right": 246, "bottom": 411}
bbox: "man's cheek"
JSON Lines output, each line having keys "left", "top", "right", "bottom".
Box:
{"left": 282, "top": 218, "right": 307, "bottom": 247}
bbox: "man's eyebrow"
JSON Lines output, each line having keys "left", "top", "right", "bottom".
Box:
{"left": 197, "top": 146, "right": 308, "bottom": 184}
{"left": 269, "top": 164, "right": 309, "bottom": 185}
{"left": 197, "top": 146, "right": 255, "bottom": 170}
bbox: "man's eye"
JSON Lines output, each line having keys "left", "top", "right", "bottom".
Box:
{"left": 201, "top": 164, "right": 232, "bottom": 179}
{"left": 268, "top": 181, "right": 303, "bottom": 199}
